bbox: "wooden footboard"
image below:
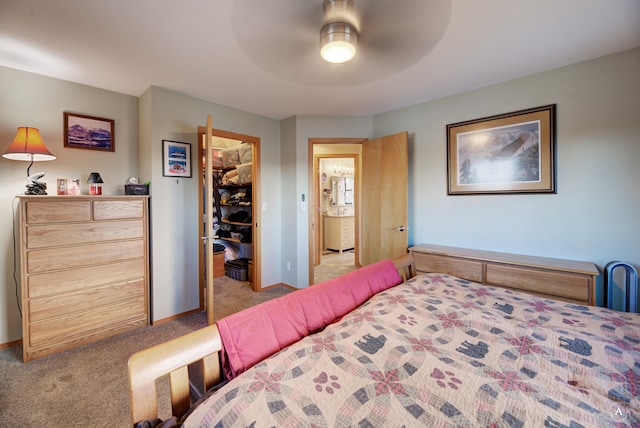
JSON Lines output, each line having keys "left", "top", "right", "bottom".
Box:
{"left": 127, "top": 254, "right": 416, "bottom": 425}
{"left": 128, "top": 324, "right": 223, "bottom": 425}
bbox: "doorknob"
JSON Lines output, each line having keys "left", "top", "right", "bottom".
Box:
{"left": 394, "top": 225, "right": 406, "bottom": 232}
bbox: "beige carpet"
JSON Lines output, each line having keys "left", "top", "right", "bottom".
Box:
{"left": 314, "top": 249, "right": 358, "bottom": 283}
{"left": 0, "top": 275, "right": 292, "bottom": 427}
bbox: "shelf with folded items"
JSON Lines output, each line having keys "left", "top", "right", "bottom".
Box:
{"left": 221, "top": 218, "right": 253, "bottom": 227}
{"left": 215, "top": 204, "right": 252, "bottom": 244}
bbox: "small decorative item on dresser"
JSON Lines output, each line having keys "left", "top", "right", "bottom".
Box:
{"left": 57, "top": 178, "right": 80, "bottom": 195}
{"left": 87, "top": 172, "right": 103, "bottom": 195}
{"left": 125, "top": 178, "right": 150, "bottom": 195}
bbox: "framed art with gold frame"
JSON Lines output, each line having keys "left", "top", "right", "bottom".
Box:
{"left": 447, "top": 104, "right": 556, "bottom": 195}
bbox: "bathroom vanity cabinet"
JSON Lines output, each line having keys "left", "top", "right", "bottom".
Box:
{"left": 323, "top": 215, "right": 354, "bottom": 253}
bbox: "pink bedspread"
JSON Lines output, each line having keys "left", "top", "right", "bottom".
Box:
{"left": 216, "top": 259, "right": 402, "bottom": 379}
{"left": 186, "top": 273, "right": 640, "bottom": 427}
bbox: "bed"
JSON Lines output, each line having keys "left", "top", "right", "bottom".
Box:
{"left": 129, "top": 253, "right": 639, "bottom": 427}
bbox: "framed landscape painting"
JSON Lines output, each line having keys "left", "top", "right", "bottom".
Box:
{"left": 64, "top": 112, "right": 115, "bottom": 152}
{"left": 446, "top": 104, "right": 556, "bottom": 195}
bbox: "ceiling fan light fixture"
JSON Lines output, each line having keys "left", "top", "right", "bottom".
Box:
{"left": 320, "top": 22, "right": 358, "bottom": 64}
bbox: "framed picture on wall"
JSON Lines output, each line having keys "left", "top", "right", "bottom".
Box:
{"left": 446, "top": 104, "right": 556, "bottom": 195}
{"left": 162, "top": 140, "right": 192, "bottom": 177}
{"left": 64, "top": 112, "right": 115, "bottom": 152}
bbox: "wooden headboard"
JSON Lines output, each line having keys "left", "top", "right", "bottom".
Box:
{"left": 409, "top": 244, "right": 599, "bottom": 305}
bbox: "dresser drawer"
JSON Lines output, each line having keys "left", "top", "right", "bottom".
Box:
{"left": 27, "top": 259, "right": 145, "bottom": 298}
{"left": 29, "top": 279, "right": 145, "bottom": 322}
{"left": 27, "top": 240, "right": 145, "bottom": 273}
{"left": 486, "top": 264, "right": 591, "bottom": 302}
{"left": 26, "top": 219, "right": 144, "bottom": 249}
{"left": 413, "top": 252, "right": 483, "bottom": 283}
{"left": 93, "top": 199, "right": 145, "bottom": 220}
{"left": 24, "top": 200, "right": 91, "bottom": 224}
{"left": 28, "top": 297, "right": 147, "bottom": 348}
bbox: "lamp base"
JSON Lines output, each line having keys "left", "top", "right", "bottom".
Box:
{"left": 25, "top": 184, "right": 47, "bottom": 195}
{"left": 25, "top": 172, "right": 48, "bottom": 195}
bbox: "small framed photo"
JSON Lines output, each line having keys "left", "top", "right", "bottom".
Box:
{"left": 447, "top": 104, "right": 556, "bottom": 195}
{"left": 56, "top": 178, "right": 80, "bottom": 195}
{"left": 162, "top": 140, "right": 192, "bottom": 178}
{"left": 64, "top": 112, "right": 115, "bottom": 152}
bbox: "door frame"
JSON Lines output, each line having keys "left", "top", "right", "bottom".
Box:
{"left": 197, "top": 126, "right": 262, "bottom": 309}
{"left": 308, "top": 138, "right": 366, "bottom": 285}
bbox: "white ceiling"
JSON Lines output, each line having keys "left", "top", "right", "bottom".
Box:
{"left": 1, "top": 0, "right": 639, "bottom": 120}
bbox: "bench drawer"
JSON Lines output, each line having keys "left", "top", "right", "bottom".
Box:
{"left": 486, "top": 264, "right": 590, "bottom": 302}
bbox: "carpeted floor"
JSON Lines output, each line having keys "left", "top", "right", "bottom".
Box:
{"left": 314, "top": 249, "right": 358, "bottom": 283}
{"left": 0, "top": 275, "right": 293, "bottom": 427}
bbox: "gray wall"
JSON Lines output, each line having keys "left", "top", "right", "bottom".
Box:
{"left": 372, "top": 48, "right": 640, "bottom": 304}
{"left": 139, "top": 86, "right": 282, "bottom": 322}
{"left": 1, "top": 48, "right": 638, "bottom": 345}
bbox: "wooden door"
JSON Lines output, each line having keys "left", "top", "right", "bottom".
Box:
{"left": 361, "top": 132, "right": 409, "bottom": 265}
{"left": 204, "top": 116, "right": 215, "bottom": 324}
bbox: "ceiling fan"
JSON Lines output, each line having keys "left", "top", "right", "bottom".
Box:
{"left": 319, "top": 0, "right": 359, "bottom": 64}
{"left": 231, "top": 0, "right": 452, "bottom": 86}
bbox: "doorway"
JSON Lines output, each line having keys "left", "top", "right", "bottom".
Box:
{"left": 309, "top": 138, "right": 366, "bottom": 284}
{"left": 197, "top": 125, "right": 262, "bottom": 314}
{"left": 308, "top": 133, "right": 409, "bottom": 286}
{"left": 316, "top": 157, "right": 357, "bottom": 283}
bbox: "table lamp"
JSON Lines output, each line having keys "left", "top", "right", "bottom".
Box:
{"left": 3, "top": 127, "right": 56, "bottom": 195}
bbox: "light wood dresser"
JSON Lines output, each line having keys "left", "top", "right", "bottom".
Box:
{"left": 18, "top": 196, "right": 149, "bottom": 362}
{"left": 409, "top": 244, "right": 599, "bottom": 305}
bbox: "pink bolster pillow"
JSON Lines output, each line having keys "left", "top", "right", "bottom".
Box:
{"left": 217, "top": 258, "right": 402, "bottom": 379}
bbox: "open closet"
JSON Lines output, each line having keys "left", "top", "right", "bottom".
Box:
{"left": 197, "top": 124, "right": 261, "bottom": 322}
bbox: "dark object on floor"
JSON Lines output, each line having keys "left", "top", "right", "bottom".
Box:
{"left": 225, "top": 258, "right": 249, "bottom": 281}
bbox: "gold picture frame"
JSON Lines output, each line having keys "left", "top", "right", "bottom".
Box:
{"left": 447, "top": 104, "right": 556, "bottom": 195}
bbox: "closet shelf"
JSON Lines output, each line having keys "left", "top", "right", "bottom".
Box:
{"left": 216, "top": 237, "right": 251, "bottom": 244}
{"left": 221, "top": 219, "right": 252, "bottom": 226}
{"left": 217, "top": 183, "right": 252, "bottom": 189}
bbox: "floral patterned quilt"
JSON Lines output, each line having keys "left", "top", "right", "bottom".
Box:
{"left": 184, "top": 273, "right": 640, "bottom": 427}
